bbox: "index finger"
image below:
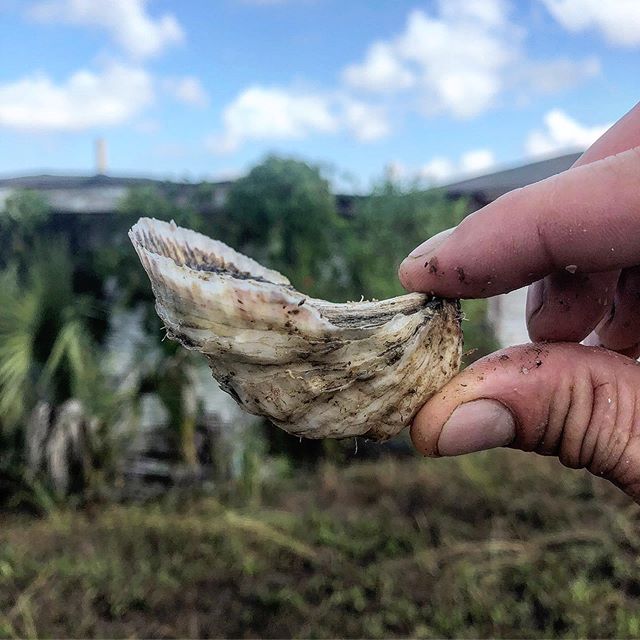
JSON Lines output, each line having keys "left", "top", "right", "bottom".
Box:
{"left": 398, "top": 144, "right": 640, "bottom": 298}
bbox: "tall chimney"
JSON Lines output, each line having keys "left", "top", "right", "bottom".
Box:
{"left": 95, "top": 138, "right": 107, "bottom": 175}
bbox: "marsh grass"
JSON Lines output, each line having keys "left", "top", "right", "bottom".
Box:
{"left": 1, "top": 451, "right": 639, "bottom": 638}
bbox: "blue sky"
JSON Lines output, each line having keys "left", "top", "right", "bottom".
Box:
{"left": 0, "top": 0, "right": 638, "bottom": 190}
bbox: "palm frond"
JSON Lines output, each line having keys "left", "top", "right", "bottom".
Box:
{"left": 0, "top": 243, "right": 102, "bottom": 431}
{"left": 42, "top": 320, "right": 88, "bottom": 387}
{"left": 0, "top": 268, "right": 39, "bottom": 429}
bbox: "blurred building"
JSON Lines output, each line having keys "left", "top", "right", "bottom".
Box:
{"left": 0, "top": 173, "right": 233, "bottom": 215}
{"left": 0, "top": 151, "right": 582, "bottom": 347}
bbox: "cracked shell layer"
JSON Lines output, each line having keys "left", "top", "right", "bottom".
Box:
{"left": 130, "top": 217, "right": 462, "bottom": 441}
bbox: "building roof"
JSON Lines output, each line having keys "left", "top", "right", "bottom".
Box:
{"left": 0, "top": 173, "right": 233, "bottom": 214}
{"left": 0, "top": 173, "right": 160, "bottom": 190}
{"left": 0, "top": 152, "right": 584, "bottom": 215}
{"left": 443, "top": 152, "right": 582, "bottom": 203}
{"left": 0, "top": 173, "right": 236, "bottom": 190}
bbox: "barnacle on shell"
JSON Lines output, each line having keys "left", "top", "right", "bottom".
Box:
{"left": 130, "top": 218, "right": 462, "bottom": 441}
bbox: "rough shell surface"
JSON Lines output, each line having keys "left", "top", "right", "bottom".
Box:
{"left": 129, "top": 217, "right": 462, "bottom": 441}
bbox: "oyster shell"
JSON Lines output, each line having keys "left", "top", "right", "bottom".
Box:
{"left": 130, "top": 217, "right": 462, "bottom": 441}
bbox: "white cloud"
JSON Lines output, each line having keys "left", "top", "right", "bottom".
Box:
{"left": 419, "top": 157, "right": 456, "bottom": 183}
{"left": 460, "top": 149, "right": 496, "bottom": 174}
{"left": 210, "top": 86, "right": 338, "bottom": 153}
{"left": 419, "top": 149, "right": 496, "bottom": 183}
{"left": 163, "top": 76, "right": 208, "bottom": 108}
{"left": 340, "top": 98, "right": 390, "bottom": 142}
{"left": 209, "top": 85, "right": 394, "bottom": 153}
{"left": 541, "top": 0, "right": 640, "bottom": 47}
{"left": 518, "top": 56, "right": 600, "bottom": 94}
{"left": 342, "top": 42, "right": 415, "bottom": 93}
{"left": 342, "top": 0, "right": 520, "bottom": 118}
{"left": 400, "top": 3, "right": 518, "bottom": 118}
{"left": 389, "top": 148, "right": 496, "bottom": 185}
{"left": 525, "top": 109, "right": 612, "bottom": 156}
{"left": 29, "top": 0, "right": 184, "bottom": 59}
{"left": 341, "top": 0, "right": 602, "bottom": 121}
{"left": 0, "top": 62, "right": 153, "bottom": 131}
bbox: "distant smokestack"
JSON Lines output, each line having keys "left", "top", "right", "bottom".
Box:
{"left": 95, "top": 138, "right": 107, "bottom": 175}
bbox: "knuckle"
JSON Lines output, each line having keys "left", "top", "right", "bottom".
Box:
{"left": 554, "top": 377, "right": 630, "bottom": 474}
{"left": 603, "top": 393, "right": 640, "bottom": 493}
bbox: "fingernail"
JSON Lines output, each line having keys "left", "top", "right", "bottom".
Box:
{"left": 405, "top": 227, "right": 454, "bottom": 260}
{"left": 437, "top": 399, "right": 515, "bottom": 456}
{"left": 526, "top": 280, "right": 544, "bottom": 321}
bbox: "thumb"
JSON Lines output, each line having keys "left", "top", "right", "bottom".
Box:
{"left": 411, "top": 343, "right": 640, "bottom": 502}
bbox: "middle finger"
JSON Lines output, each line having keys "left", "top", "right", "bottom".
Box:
{"left": 526, "top": 269, "right": 619, "bottom": 342}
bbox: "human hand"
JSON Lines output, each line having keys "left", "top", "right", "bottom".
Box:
{"left": 398, "top": 101, "right": 640, "bottom": 502}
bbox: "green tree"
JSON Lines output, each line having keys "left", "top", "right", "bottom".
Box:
{"left": 0, "top": 190, "right": 50, "bottom": 270}
{"left": 225, "top": 155, "right": 345, "bottom": 298}
{"left": 344, "top": 180, "right": 467, "bottom": 299}
{"left": 345, "top": 180, "right": 498, "bottom": 361}
{"left": 92, "top": 185, "right": 204, "bottom": 311}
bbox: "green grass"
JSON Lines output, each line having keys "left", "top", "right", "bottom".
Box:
{"left": 1, "top": 451, "right": 640, "bottom": 638}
